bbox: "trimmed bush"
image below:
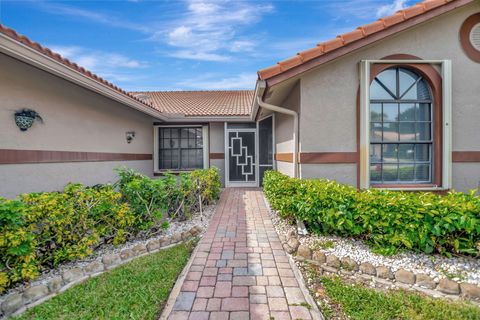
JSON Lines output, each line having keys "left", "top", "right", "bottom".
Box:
{"left": 0, "top": 167, "right": 221, "bottom": 293}
{"left": 263, "top": 170, "right": 480, "bottom": 257}
{"left": 0, "top": 184, "right": 133, "bottom": 293}
{"left": 115, "top": 167, "right": 221, "bottom": 230}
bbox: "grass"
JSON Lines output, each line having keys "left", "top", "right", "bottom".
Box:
{"left": 16, "top": 243, "right": 192, "bottom": 320}
{"left": 319, "top": 276, "right": 480, "bottom": 320}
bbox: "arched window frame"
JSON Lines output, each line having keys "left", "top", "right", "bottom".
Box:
{"left": 359, "top": 58, "right": 452, "bottom": 190}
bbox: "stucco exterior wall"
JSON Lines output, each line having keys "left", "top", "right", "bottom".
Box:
{"left": 0, "top": 53, "right": 156, "bottom": 197}
{"left": 209, "top": 122, "right": 226, "bottom": 185}
{"left": 275, "top": 83, "right": 300, "bottom": 177}
{"left": 297, "top": 2, "right": 480, "bottom": 191}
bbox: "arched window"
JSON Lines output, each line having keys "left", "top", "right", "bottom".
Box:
{"left": 369, "top": 67, "right": 433, "bottom": 184}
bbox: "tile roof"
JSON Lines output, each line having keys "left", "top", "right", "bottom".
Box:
{"left": 0, "top": 24, "right": 158, "bottom": 112}
{"left": 130, "top": 90, "right": 255, "bottom": 117}
{"left": 257, "top": 0, "right": 472, "bottom": 81}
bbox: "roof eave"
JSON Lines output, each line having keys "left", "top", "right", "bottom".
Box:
{"left": 0, "top": 33, "right": 169, "bottom": 121}
{"left": 260, "top": 0, "right": 474, "bottom": 87}
{"left": 250, "top": 80, "right": 267, "bottom": 121}
{"left": 163, "top": 115, "right": 253, "bottom": 122}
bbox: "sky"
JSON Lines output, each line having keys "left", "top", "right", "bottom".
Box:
{"left": 0, "top": 0, "right": 415, "bottom": 91}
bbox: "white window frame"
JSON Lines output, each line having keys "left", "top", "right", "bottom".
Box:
{"left": 153, "top": 125, "right": 209, "bottom": 173}
{"left": 359, "top": 60, "right": 452, "bottom": 190}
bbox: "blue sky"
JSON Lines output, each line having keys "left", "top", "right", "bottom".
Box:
{"left": 0, "top": 0, "right": 414, "bottom": 91}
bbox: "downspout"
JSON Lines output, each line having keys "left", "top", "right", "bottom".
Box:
{"left": 256, "top": 96, "right": 299, "bottom": 178}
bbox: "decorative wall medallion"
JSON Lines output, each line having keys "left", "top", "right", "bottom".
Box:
{"left": 460, "top": 13, "right": 480, "bottom": 63}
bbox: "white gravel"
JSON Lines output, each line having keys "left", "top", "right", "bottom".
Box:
{"left": 266, "top": 199, "right": 480, "bottom": 285}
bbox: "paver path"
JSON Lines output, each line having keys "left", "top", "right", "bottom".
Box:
{"left": 166, "top": 188, "right": 321, "bottom": 320}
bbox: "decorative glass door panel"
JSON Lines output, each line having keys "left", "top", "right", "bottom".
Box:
{"left": 228, "top": 131, "right": 256, "bottom": 183}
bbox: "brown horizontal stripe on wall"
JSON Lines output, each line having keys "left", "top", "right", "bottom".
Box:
{"left": 275, "top": 152, "right": 358, "bottom": 164}
{"left": 452, "top": 151, "right": 480, "bottom": 162}
{"left": 0, "top": 149, "right": 152, "bottom": 164}
{"left": 275, "top": 153, "right": 293, "bottom": 163}
{"left": 299, "top": 152, "right": 358, "bottom": 164}
{"left": 209, "top": 153, "right": 225, "bottom": 160}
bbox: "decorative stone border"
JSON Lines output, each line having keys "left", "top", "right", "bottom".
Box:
{"left": 0, "top": 226, "right": 203, "bottom": 319}
{"left": 279, "top": 233, "right": 480, "bottom": 303}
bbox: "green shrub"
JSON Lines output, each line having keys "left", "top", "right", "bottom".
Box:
{"left": 0, "top": 167, "right": 221, "bottom": 293}
{"left": 263, "top": 170, "right": 480, "bottom": 256}
{"left": 115, "top": 167, "right": 221, "bottom": 229}
{"left": 0, "top": 184, "right": 133, "bottom": 293}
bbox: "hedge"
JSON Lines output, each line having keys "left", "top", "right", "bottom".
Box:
{"left": 0, "top": 167, "right": 221, "bottom": 293}
{"left": 263, "top": 170, "right": 480, "bottom": 257}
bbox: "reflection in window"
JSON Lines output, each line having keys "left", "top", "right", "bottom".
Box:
{"left": 369, "top": 67, "right": 433, "bottom": 184}
{"left": 159, "top": 127, "right": 203, "bottom": 170}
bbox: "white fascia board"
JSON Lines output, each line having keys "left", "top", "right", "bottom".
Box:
{"left": 251, "top": 80, "right": 267, "bottom": 121}
{"left": 0, "top": 34, "right": 168, "bottom": 121}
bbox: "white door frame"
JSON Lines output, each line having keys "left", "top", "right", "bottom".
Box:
{"left": 224, "top": 123, "right": 259, "bottom": 187}
{"left": 257, "top": 113, "right": 276, "bottom": 172}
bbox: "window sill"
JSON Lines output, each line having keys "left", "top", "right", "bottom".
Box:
{"left": 154, "top": 170, "right": 196, "bottom": 176}
{"left": 370, "top": 184, "right": 448, "bottom": 191}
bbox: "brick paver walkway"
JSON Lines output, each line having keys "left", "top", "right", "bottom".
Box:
{"left": 167, "top": 188, "right": 320, "bottom": 320}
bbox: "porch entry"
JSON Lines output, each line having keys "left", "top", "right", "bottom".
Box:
{"left": 224, "top": 116, "right": 274, "bottom": 187}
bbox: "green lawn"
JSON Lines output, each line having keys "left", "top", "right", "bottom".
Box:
{"left": 318, "top": 276, "right": 480, "bottom": 320}
{"left": 16, "top": 243, "right": 191, "bottom": 320}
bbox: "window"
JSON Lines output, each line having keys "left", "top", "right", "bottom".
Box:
{"left": 158, "top": 127, "right": 204, "bottom": 170}
{"left": 359, "top": 60, "right": 451, "bottom": 190}
{"left": 369, "top": 67, "right": 433, "bottom": 185}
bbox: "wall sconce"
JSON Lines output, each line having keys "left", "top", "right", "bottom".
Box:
{"left": 14, "top": 109, "right": 43, "bottom": 131}
{"left": 126, "top": 131, "right": 136, "bottom": 143}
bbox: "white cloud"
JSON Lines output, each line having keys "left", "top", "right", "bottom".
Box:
{"left": 176, "top": 72, "right": 256, "bottom": 90}
{"left": 326, "top": 0, "right": 410, "bottom": 21}
{"left": 157, "top": 0, "right": 273, "bottom": 61}
{"left": 49, "top": 45, "right": 146, "bottom": 83}
{"left": 169, "top": 50, "right": 230, "bottom": 62}
{"left": 376, "top": 0, "right": 408, "bottom": 17}
{"left": 36, "top": 2, "right": 150, "bottom": 33}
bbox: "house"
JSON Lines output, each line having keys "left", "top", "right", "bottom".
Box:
{"left": 1, "top": 0, "right": 479, "bottom": 198}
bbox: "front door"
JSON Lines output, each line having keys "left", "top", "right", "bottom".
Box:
{"left": 225, "top": 124, "right": 257, "bottom": 187}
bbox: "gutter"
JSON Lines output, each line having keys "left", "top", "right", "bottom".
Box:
{"left": 255, "top": 80, "right": 299, "bottom": 178}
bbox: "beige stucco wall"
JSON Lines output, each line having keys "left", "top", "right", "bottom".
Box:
{"left": 0, "top": 53, "right": 157, "bottom": 197}
{"left": 274, "top": 82, "right": 300, "bottom": 177}
{"left": 208, "top": 122, "right": 226, "bottom": 185}
{"left": 1, "top": 161, "right": 152, "bottom": 198}
{"left": 296, "top": 2, "right": 480, "bottom": 191}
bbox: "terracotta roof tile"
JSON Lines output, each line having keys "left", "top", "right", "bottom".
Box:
{"left": 279, "top": 55, "right": 303, "bottom": 71}
{"left": 381, "top": 13, "right": 405, "bottom": 27}
{"left": 323, "top": 37, "right": 344, "bottom": 52}
{"left": 403, "top": 4, "right": 427, "bottom": 19}
{"left": 130, "top": 90, "right": 255, "bottom": 117}
{"left": 258, "top": 0, "right": 469, "bottom": 81}
{"left": 0, "top": 24, "right": 158, "bottom": 112}
{"left": 340, "top": 29, "right": 364, "bottom": 44}
{"left": 359, "top": 20, "right": 385, "bottom": 35}
{"left": 300, "top": 45, "right": 325, "bottom": 62}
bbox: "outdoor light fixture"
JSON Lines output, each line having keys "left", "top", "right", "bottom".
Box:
{"left": 126, "top": 131, "right": 136, "bottom": 143}
{"left": 14, "top": 109, "right": 43, "bottom": 131}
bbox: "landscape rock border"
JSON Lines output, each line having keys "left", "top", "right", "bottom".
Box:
{"left": 261, "top": 194, "right": 480, "bottom": 304}
{"left": 281, "top": 233, "right": 480, "bottom": 303}
{"left": 0, "top": 226, "right": 203, "bottom": 319}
